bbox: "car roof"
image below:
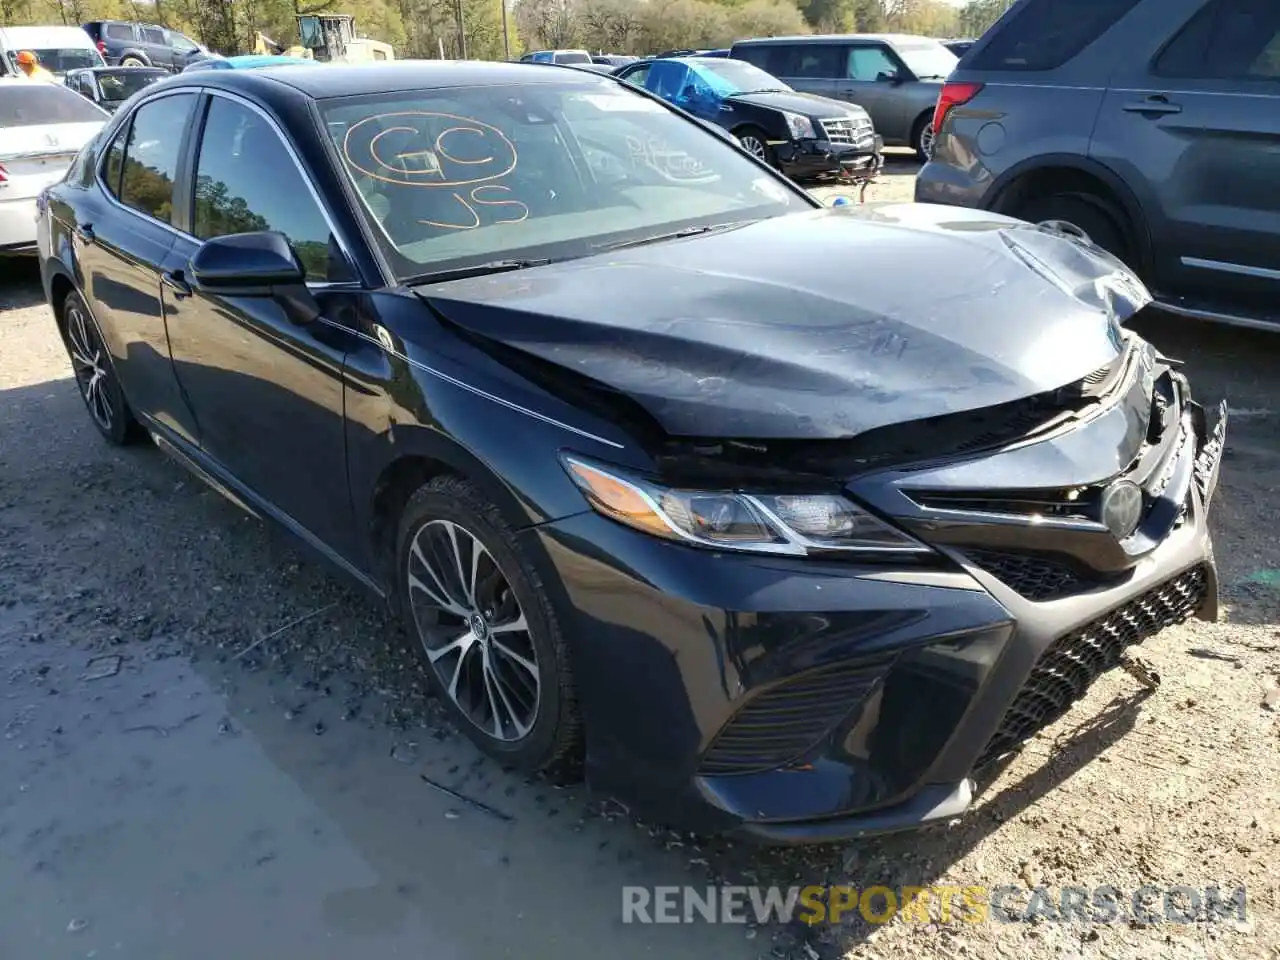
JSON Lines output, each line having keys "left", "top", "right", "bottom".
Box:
{"left": 0, "top": 24, "right": 100, "bottom": 45}
{"left": 164, "top": 59, "right": 608, "bottom": 99}
{"left": 734, "top": 33, "right": 935, "bottom": 46}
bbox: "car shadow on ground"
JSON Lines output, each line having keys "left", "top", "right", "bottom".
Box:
{"left": 0, "top": 257, "right": 44, "bottom": 310}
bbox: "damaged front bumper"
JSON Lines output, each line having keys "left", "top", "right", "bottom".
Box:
{"left": 776, "top": 133, "right": 884, "bottom": 182}
{"left": 524, "top": 352, "right": 1227, "bottom": 844}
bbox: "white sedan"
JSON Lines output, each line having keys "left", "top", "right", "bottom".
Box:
{"left": 1, "top": 77, "right": 107, "bottom": 253}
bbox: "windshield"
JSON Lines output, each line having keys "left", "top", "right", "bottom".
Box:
{"left": 0, "top": 82, "right": 106, "bottom": 126}
{"left": 321, "top": 78, "right": 809, "bottom": 281}
{"left": 96, "top": 70, "right": 164, "bottom": 102}
{"left": 692, "top": 58, "right": 790, "bottom": 95}
{"left": 896, "top": 41, "right": 958, "bottom": 80}
{"left": 5, "top": 47, "right": 102, "bottom": 73}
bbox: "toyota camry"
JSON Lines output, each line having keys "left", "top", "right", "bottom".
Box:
{"left": 36, "top": 61, "right": 1227, "bottom": 843}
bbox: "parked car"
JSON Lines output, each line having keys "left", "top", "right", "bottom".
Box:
{"left": 1, "top": 78, "right": 106, "bottom": 252}
{"left": 917, "top": 0, "right": 1280, "bottom": 332}
{"left": 615, "top": 56, "right": 882, "bottom": 180}
{"left": 35, "top": 60, "right": 1228, "bottom": 841}
{"left": 942, "top": 38, "right": 976, "bottom": 58}
{"left": 731, "top": 34, "right": 958, "bottom": 159}
{"left": 183, "top": 54, "right": 320, "bottom": 72}
{"left": 520, "top": 49, "right": 591, "bottom": 64}
{"left": 591, "top": 54, "right": 636, "bottom": 66}
{"left": 702, "top": 48, "right": 731, "bottom": 58}
{"left": 82, "top": 21, "right": 209, "bottom": 72}
{"left": 0, "top": 25, "right": 105, "bottom": 78}
{"left": 64, "top": 66, "right": 168, "bottom": 113}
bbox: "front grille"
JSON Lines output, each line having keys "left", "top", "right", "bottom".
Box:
{"left": 966, "top": 549, "right": 1099, "bottom": 602}
{"left": 977, "top": 565, "right": 1208, "bottom": 767}
{"left": 820, "top": 116, "right": 875, "bottom": 149}
{"left": 699, "top": 660, "right": 889, "bottom": 776}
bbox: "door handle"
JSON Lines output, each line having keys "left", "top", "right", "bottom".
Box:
{"left": 1123, "top": 95, "right": 1182, "bottom": 116}
{"left": 161, "top": 271, "right": 192, "bottom": 299}
{"left": 75, "top": 223, "right": 95, "bottom": 244}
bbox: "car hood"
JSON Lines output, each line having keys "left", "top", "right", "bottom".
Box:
{"left": 726, "top": 88, "right": 866, "bottom": 119}
{"left": 417, "top": 202, "right": 1150, "bottom": 441}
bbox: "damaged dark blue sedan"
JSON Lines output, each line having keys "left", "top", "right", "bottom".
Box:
{"left": 37, "top": 61, "right": 1227, "bottom": 843}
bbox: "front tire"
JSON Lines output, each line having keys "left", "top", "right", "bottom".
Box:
{"left": 735, "top": 126, "right": 775, "bottom": 167}
{"left": 62, "top": 291, "right": 139, "bottom": 445}
{"left": 396, "top": 475, "right": 582, "bottom": 775}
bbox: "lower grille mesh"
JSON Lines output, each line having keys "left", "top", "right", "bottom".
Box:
{"left": 978, "top": 565, "right": 1208, "bottom": 767}
{"left": 966, "top": 549, "right": 1093, "bottom": 602}
{"left": 699, "top": 660, "right": 888, "bottom": 776}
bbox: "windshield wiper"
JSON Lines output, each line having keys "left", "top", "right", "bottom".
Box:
{"left": 598, "top": 220, "right": 757, "bottom": 253}
{"left": 738, "top": 87, "right": 790, "bottom": 94}
{"left": 916, "top": 74, "right": 948, "bottom": 80}
{"left": 403, "top": 258, "right": 553, "bottom": 285}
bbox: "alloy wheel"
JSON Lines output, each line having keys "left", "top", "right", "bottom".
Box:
{"left": 66, "top": 301, "right": 114, "bottom": 433}
{"left": 919, "top": 122, "right": 936, "bottom": 159}
{"left": 739, "top": 134, "right": 768, "bottom": 160}
{"left": 406, "top": 519, "right": 541, "bottom": 742}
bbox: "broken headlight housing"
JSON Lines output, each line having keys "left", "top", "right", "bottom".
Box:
{"left": 561, "top": 455, "right": 930, "bottom": 557}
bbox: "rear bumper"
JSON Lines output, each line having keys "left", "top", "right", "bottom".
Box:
{"left": 777, "top": 135, "right": 884, "bottom": 180}
{"left": 0, "top": 196, "right": 38, "bottom": 251}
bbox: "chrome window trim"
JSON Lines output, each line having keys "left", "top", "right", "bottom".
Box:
{"left": 94, "top": 84, "right": 375, "bottom": 289}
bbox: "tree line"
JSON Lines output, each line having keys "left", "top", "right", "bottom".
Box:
{"left": 1, "top": 0, "right": 1020, "bottom": 64}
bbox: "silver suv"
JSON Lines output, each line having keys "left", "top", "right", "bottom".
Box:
{"left": 731, "top": 34, "right": 957, "bottom": 159}
{"left": 917, "top": 0, "right": 1280, "bottom": 331}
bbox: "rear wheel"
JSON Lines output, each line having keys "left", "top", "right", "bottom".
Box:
{"left": 396, "top": 475, "right": 582, "bottom": 775}
{"left": 1013, "top": 191, "right": 1133, "bottom": 265}
{"left": 120, "top": 55, "right": 147, "bottom": 67}
{"left": 912, "top": 113, "right": 935, "bottom": 161}
{"left": 62, "top": 291, "right": 139, "bottom": 446}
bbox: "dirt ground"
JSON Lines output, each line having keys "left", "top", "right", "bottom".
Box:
{"left": 1, "top": 159, "right": 1278, "bottom": 960}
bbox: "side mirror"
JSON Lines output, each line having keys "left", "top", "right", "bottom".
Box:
{"left": 876, "top": 71, "right": 902, "bottom": 85}
{"left": 680, "top": 84, "right": 697, "bottom": 100}
{"left": 188, "top": 231, "right": 319, "bottom": 324}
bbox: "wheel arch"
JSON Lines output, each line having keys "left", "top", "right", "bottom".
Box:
{"left": 365, "top": 426, "right": 543, "bottom": 604}
{"left": 985, "top": 154, "right": 1152, "bottom": 273}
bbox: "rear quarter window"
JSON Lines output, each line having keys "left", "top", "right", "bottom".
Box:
{"left": 969, "top": 0, "right": 1143, "bottom": 71}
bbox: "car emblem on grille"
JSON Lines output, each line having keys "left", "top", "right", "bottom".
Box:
{"left": 1099, "top": 479, "right": 1143, "bottom": 539}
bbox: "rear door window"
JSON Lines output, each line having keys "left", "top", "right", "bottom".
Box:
{"left": 790, "top": 45, "right": 842, "bottom": 79}
{"left": 116, "top": 93, "right": 198, "bottom": 224}
{"left": 1155, "top": 0, "right": 1280, "bottom": 80}
{"left": 968, "top": 0, "right": 1143, "bottom": 71}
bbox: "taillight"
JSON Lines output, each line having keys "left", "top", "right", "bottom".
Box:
{"left": 0, "top": 162, "right": 8, "bottom": 187}
{"left": 97, "top": 40, "right": 107, "bottom": 53}
{"left": 932, "top": 81, "right": 984, "bottom": 136}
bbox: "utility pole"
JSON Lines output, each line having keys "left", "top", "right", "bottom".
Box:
{"left": 455, "top": 0, "right": 468, "bottom": 59}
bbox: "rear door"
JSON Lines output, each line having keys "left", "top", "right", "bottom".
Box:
{"left": 1093, "top": 0, "right": 1280, "bottom": 312}
{"left": 163, "top": 92, "right": 362, "bottom": 561}
{"left": 776, "top": 43, "right": 842, "bottom": 100}
{"left": 103, "top": 23, "right": 136, "bottom": 64}
{"left": 77, "top": 90, "right": 201, "bottom": 443}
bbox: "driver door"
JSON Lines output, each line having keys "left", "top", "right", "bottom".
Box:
{"left": 836, "top": 42, "right": 905, "bottom": 137}
{"left": 162, "top": 92, "right": 364, "bottom": 562}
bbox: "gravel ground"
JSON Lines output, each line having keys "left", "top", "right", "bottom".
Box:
{"left": 1, "top": 163, "right": 1278, "bottom": 960}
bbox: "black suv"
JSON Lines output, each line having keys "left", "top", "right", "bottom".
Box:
{"left": 82, "top": 21, "right": 210, "bottom": 72}
{"left": 917, "top": 0, "right": 1280, "bottom": 331}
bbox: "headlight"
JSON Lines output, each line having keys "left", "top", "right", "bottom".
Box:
{"left": 781, "top": 111, "right": 815, "bottom": 140}
{"left": 561, "top": 455, "right": 929, "bottom": 556}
